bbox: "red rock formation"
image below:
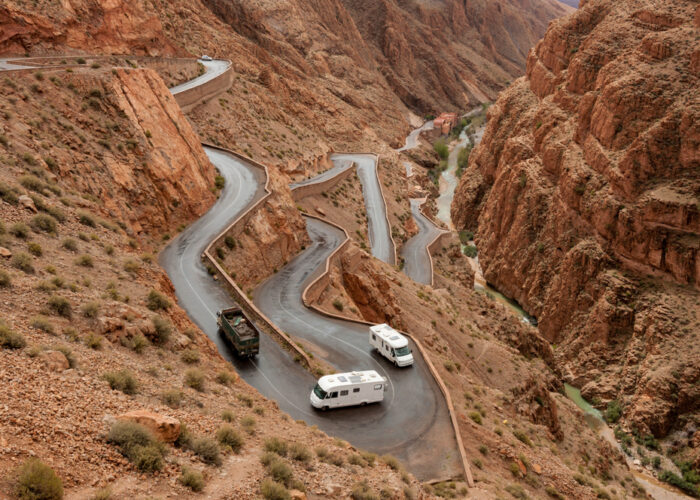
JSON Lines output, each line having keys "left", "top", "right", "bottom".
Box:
{"left": 452, "top": 0, "right": 699, "bottom": 436}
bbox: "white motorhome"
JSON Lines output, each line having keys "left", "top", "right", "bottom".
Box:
{"left": 310, "top": 370, "right": 387, "bottom": 410}
{"left": 369, "top": 324, "right": 414, "bottom": 367}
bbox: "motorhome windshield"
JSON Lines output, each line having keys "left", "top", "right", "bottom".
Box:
{"left": 313, "top": 384, "right": 327, "bottom": 399}
{"left": 395, "top": 346, "right": 411, "bottom": 356}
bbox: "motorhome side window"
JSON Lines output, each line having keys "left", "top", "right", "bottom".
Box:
{"left": 328, "top": 392, "right": 338, "bottom": 398}
{"left": 374, "top": 384, "right": 383, "bottom": 390}
{"left": 340, "top": 390, "right": 348, "bottom": 396}
{"left": 353, "top": 388, "right": 360, "bottom": 393}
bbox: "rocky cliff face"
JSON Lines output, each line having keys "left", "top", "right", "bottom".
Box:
{"left": 0, "top": 0, "right": 183, "bottom": 56}
{"left": 452, "top": 0, "right": 699, "bottom": 437}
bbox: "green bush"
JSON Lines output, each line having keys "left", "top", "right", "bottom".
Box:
{"left": 151, "top": 315, "right": 172, "bottom": 345}
{"left": 15, "top": 458, "right": 63, "bottom": 500}
{"left": 264, "top": 437, "right": 288, "bottom": 457}
{"left": 0, "top": 321, "right": 26, "bottom": 349}
{"left": 659, "top": 470, "right": 699, "bottom": 497}
{"left": 81, "top": 302, "right": 99, "bottom": 318}
{"left": 84, "top": 332, "right": 102, "bottom": 350}
{"left": 351, "top": 481, "right": 379, "bottom": 500}
{"left": 179, "top": 467, "right": 205, "bottom": 492}
{"left": 604, "top": 400, "right": 622, "bottom": 423}
{"left": 216, "top": 371, "right": 236, "bottom": 386}
{"left": 174, "top": 422, "right": 193, "bottom": 449}
{"left": 332, "top": 299, "right": 343, "bottom": 311}
{"left": 75, "top": 254, "right": 93, "bottom": 267}
{"left": 463, "top": 245, "right": 477, "bottom": 258}
{"left": 192, "top": 436, "right": 222, "bottom": 466}
{"left": 217, "top": 425, "right": 244, "bottom": 453}
{"left": 146, "top": 289, "right": 171, "bottom": 311}
{"left": 381, "top": 454, "right": 401, "bottom": 471}
{"left": 61, "top": 238, "right": 78, "bottom": 252}
{"left": 468, "top": 412, "right": 482, "bottom": 424}
{"left": 10, "top": 223, "right": 30, "bottom": 239}
{"left": 28, "top": 242, "right": 43, "bottom": 256}
{"left": 184, "top": 368, "right": 204, "bottom": 392}
{"left": 289, "top": 442, "right": 312, "bottom": 463}
{"left": 48, "top": 295, "right": 72, "bottom": 318}
{"left": 0, "top": 270, "right": 11, "bottom": 288}
{"left": 123, "top": 259, "right": 140, "bottom": 274}
{"left": 107, "top": 421, "right": 164, "bottom": 472}
{"left": 77, "top": 211, "right": 96, "bottom": 227}
{"left": 260, "top": 478, "right": 290, "bottom": 500}
{"left": 214, "top": 175, "right": 225, "bottom": 189}
{"left": 221, "top": 410, "right": 235, "bottom": 422}
{"left": 130, "top": 334, "right": 148, "bottom": 354}
{"left": 433, "top": 140, "right": 449, "bottom": 160}
{"left": 19, "top": 175, "right": 45, "bottom": 193}
{"left": 104, "top": 369, "right": 138, "bottom": 394}
{"left": 30, "top": 316, "right": 54, "bottom": 334}
{"left": 269, "top": 459, "right": 293, "bottom": 486}
{"left": 12, "top": 252, "right": 34, "bottom": 273}
{"left": 0, "top": 182, "right": 19, "bottom": 204}
{"left": 513, "top": 429, "right": 532, "bottom": 447}
{"left": 180, "top": 348, "right": 200, "bottom": 364}
{"left": 161, "top": 389, "right": 184, "bottom": 408}
{"left": 30, "top": 214, "right": 57, "bottom": 233}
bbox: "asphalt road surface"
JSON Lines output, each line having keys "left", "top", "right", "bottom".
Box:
{"left": 169, "top": 59, "right": 231, "bottom": 95}
{"left": 401, "top": 199, "right": 444, "bottom": 285}
{"left": 330, "top": 153, "right": 395, "bottom": 265}
{"left": 396, "top": 120, "right": 434, "bottom": 152}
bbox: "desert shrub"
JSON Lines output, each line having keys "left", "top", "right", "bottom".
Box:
{"left": 81, "top": 302, "right": 99, "bottom": 318}
{"left": 264, "top": 437, "right": 288, "bottom": 457}
{"left": 15, "top": 458, "right": 63, "bottom": 500}
{"left": 545, "top": 486, "right": 565, "bottom": 499}
{"left": 180, "top": 348, "right": 200, "bottom": 364}
{"left": 19, "top": 175, "right": 46, "bottom": 193}
{"left": 192, "top": 436, "right": 222, "bottom": 466}
{"left": 659, "top": 470, "right": 699, "bottom": 497}
{"left": 161, "top": 389, "right": 184, "bottom": 408}
{"left": 61, "top": 238, "right": 78, "bottom": 252}
{"left": 184, "top": 368, "right": 205, "bottom": 392}
{"left": 0, "top": 270, "right": 11, "bottom": 288}
{"left": 224, "top": 236, "right": 236, "bottom": 249}
{"left": 214, "top": 175, "right": 225, "bottom": 189}
{"left": 381, "top": 454, "right": 401, "bottom": 471}
{"left": 332, "top": 299, "right": 343, "bottom": 311}
{"left": 130, "top": 334, "right": 148, "bottom": 354}
{"left": 479, "top": 445, "right": 489, "bottom": 455}
{"left": 174, "top": 422, "right": 193, "bottom": 449}
{"left": 0, "top": 182, "right": 19, "bottom": 204}
{"left": 30, "top": 316, "right": 54, "bottom": 334}
{"left": 10, "top": 223, "right": 30, "bottom": 239}
{"left": 146, "top": 289, "right": 171, "bottom": 311}
{"left": 505, "top": 484, "right": 527, "bottom": 499}
{"left": 315, "top": 447, "right": 328, "bottom": 458}
{"left": 348, "top": 453, "right": 363, "bottom": 466}
{"left": 221, "top": 410, "right": 235, "bottom": 422}
{"left": 468, "top": 412, "right": 482, "bottom": 425}
{"left": 216, "top": 371, "right": 236, "bottom": 385}
{"left": 604, "top": 400, "right": 622, "bottom": 424}
{"left": 28, "top": 242, "right": 43, "bottom": 256}
{"left": 351, "top": 481, "right": 379, "bottom": 500}
{"left": 513, "top": 430, "right": 532, "bottom": 447}
{"left": 151, "top": 315, "right": 172, "bottom": 345}
{"left": 91, "top": 486, "right": 112, "bottom": 500}
{"left": 123, "top": 259, "right": 140, "bottom": 274}
{"left": 104, "top": 369, "right": 138, "bottom": 394}
{"left": 360, "top": 451, "right": 376, "bottom": 466}
{"left": 84, "top": 332, "right": 102, "bottom": 349}
{"left": 107, "top": 421, "right": 164, "bottom": 472}
{"left": 324, "top": 452, "right": 344, "bottom": 467}
{"left": 217, "top": 425, "right": 244, "bottom": 453}
{"left": 75, "top": 254, "right": 93, "bottom": 267}
{"left": 77, "top": 211, "right": 96, "bottom": 227}
{"left": 179, "top": 467, "right": 205, "bottom": 492}
{"left": 48, "top": 295, "right": 72, "bottom": 318}
{"left": 0, "top": 322, "right": 26, "bottom": 349}
{"left": 473, "top": 458, "right": 483, "bottom": 469}
{"left": 30, "top": 214, "right": 57, "bottom": 233}
{"left": 289, "top": 442, "right": 312, "bottom": 463}
{"left": 463, "top": 245, "right": 477, "bottom": 258}
{"left": 241, "top": 416, "right": 256, "bottom": 434}
{"left": 12, "top": 252, "right": 34, "bottom": 273}
{"left": 269, "top": 460, "right": 293, "bottom": 486}
{"left": 260, "top": 478, "right": 290, "bottom": 500}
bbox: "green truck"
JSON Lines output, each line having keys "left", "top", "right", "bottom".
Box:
{"left": 217, "top": 307, "right": 260, "bottom": 357}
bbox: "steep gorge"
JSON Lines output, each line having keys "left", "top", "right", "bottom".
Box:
{"left": 452, "top": 0, "right": 699, "bottom": 440}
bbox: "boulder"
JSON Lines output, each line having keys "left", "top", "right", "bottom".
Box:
{"left": 116, "top": 410, "right": 180, "bottom": 443}
{"left": 325, "top": 484, "right": 342, "bottom": 497}
{"left": 39, "top": 350, "right": 70, "bottom": 372}
{"left": 0, "top": 247, "right": 11, "bottom": 258}
{"left": 289, "top": 490, "right": 307, "bottom": 500}
{"left": 18, "top": 195, "right": 37, "bottom": 213}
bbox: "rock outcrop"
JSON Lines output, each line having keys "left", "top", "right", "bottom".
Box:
{"left": 452, "top": 0, "right": 699, "bottom": 436}
{"left": 116, "top": 410, "right": 180, "bottom": 443}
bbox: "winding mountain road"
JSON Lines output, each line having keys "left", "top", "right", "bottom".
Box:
{"left": 330, "top": 153, "right": 395, "bottom": 265}
{"left": 169, "top": 59, "right": 231, "bottom": 94}
{"left": 401, "top": 199, "right": 444, "bottom": 285}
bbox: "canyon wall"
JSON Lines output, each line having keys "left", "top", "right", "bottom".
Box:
{"left": 452, "top": 0, "right": 699, "bottom": 437}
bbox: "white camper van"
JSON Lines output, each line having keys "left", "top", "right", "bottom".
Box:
{"left": 369, "top": 324, "right": 414, "bottom": 367}
{"left": 310, "top": 370, "right": 387, "bottom": 410}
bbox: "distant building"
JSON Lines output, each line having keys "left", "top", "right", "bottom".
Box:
{"left": 433, "top": 112, "right": 458, "bottom": 135}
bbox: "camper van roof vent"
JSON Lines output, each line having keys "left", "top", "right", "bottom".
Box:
{"left": 349, "top": 375, "right": 362, "bottom": 383}
{"left": 337, "top": 376, "right": 348, "bottom": 382}
{"left": 389, "top": 334, "right": 400, "bottom": 340}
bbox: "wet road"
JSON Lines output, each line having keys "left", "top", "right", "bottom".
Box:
{"left": 396, "top": 120, "right": 434, "bottom": 152}
{"left": 401, "top": 199, "right": 444, "bottom": 285}
{"left": 254, "top": 217, "right": 460, "bottom": 479}
{"left": 169, "top": 59, "right": 231, "bottom": 95}
{"left": 329, "top": 153, "right": 395, "bottom": 265}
